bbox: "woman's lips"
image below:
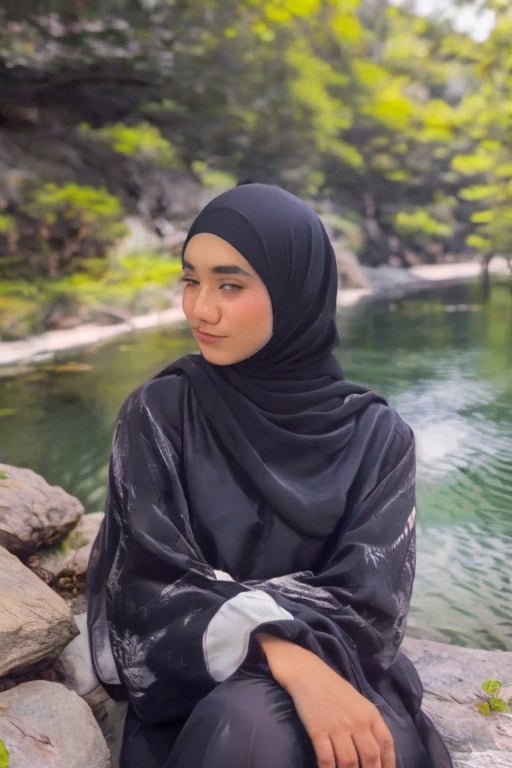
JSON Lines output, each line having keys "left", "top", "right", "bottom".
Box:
{"left": 193, "top": 329, "right": 227, "bottom": 344}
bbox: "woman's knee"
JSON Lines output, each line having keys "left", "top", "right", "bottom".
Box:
{"left": 168, "top": 675, "right": 314, "bottom": 767}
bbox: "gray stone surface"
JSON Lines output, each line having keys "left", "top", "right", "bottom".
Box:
{"left": 0, "top": 680, "right": 110, "bottom": 768}
{"left": 55, "top": 612, "right": 125, "bottom": 768}
{"left": 403, "top": 636, "right": 512, "bottom": 767}
{"left": 39, "top": 511, "right": 104, "bottom": 582}
{"left": 0, "top": 546, "right": 77, "bottom": 677}
{"left": 55, "top": 612, "right": 103, "bottom": 699}
{"left": 0, "top": 463, "right": 83, "bottom": 557}
{"left": 54, "top": 616, "right": 512, "bottom": 768}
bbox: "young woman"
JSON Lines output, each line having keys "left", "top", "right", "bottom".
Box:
{"left": 87, "top": 183, "right": 453, "bottom": 768}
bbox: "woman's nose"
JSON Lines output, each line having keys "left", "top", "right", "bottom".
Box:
{"left": 192, "top": 288, "right": 221, "bottom": 324}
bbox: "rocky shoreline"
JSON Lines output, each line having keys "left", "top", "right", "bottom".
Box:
{"left": 0, "top": 461, "right": 511, "bottom": 767}
{"left": 1, "top": 257, "right": 509, "bottom": 371}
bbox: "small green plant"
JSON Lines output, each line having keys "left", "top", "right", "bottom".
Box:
{"left": 0, "top": 737, "right": 10, "bottom": 768}
{"left": 80, "top": 122, "right": 182, "bottom": 168}
{"left": 0, "top": 470, "right": 8, "bottom": 480}
{"left": 476, "top": 679, "right": 510, "bottom": 716}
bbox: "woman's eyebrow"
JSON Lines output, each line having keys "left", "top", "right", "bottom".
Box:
{"left": 182, "top": 259, "right": 253, "bottom": 277}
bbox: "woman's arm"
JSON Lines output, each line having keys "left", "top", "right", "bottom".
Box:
{"left": 244, "top": 408, "right": 415, "bottom": 768}
{"left": 257, "top": 633, "right": 395, "bottom": 768}
{"left": 247, "top": 406, "right": 417, "bottom": 680}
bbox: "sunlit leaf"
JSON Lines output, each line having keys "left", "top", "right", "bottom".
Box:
{"left": 489, "top": 697, "right": 509, "bottom": 713}
{"left": 482, "top": 680, "right": 502, "bottom": 697}
{"left": 459, "top": 186, "right": 496, "bottom": 202}
{"left": 452, "top": 154, "right": 496, "bottom": 175}
{"left": 331, "top": 12, "right": 362, "bottom": 44}
{"left": 395, "top": 210, "right": 451, "bottom": 241}
{"left": 421, "top": 99, "right": 456, "bottom": 141}
{"left": 353, "top": 59, "right": 387, "bottom": 88}
{"left": 467, "top": 234, "right": 492, "bottom": 252}
{"left": 362, "top": 79, "right": 414, "bottom": 131}
{"left": 386, "top": 170, "right": 411, "bottom": 182}
{"left": 471, "top": 211, "right": 494, "bottom": 224}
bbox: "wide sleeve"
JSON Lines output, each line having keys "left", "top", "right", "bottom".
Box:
{"left": 87, "top": 380, "right": 294, "bottom": 721}
{"left": 88, "top": 390, "right": 416, "bottom": 722}
{"left": 245, "top": 406, "right": 417, "bottom": 693}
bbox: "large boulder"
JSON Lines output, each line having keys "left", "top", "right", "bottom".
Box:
{"left": 403, "top": 636, "right": 512, "bottom": 768}
{"left": 0, "top": 546, "right": 77, "bottom": 678}
{"left": 0, "top": 680, "right": 110, "bottom": 768}
{"left": 0, "top": 463, "right": 83, "bottom": 557}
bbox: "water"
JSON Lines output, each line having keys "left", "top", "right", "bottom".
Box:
{"left": 1, "top": 281, "right": 511, "bottom": 649}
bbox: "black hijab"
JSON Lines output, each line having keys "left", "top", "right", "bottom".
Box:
{"left": 158, "top": 183, "right": 385, "bottom": 537}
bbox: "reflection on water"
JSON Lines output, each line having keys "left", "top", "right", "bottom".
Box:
{"left": 0, "top": 282, "right": 511, "bottom": 649}
{"left": 338, "top": 282, "right": 512, "bottom": 649}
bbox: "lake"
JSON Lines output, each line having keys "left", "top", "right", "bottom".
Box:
{"left": 1, "top": 280, "right": 511, "bottom": 650}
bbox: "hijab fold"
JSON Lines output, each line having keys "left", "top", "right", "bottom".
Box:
{"left": 157, "top": 184, "right": 385, "bottom": 537}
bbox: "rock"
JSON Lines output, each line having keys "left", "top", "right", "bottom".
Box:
{"left": 55, "top": 613, "right": 105, "bottom": 699}
{"left": 403, "top": 636, "right": 512, "bottom": 768}
{"left": 0, "top": 546, "right": 77, "bottom": 678}
{"left": 333, "top": 243, "right": 370, "bottom": 289}
{"left": 0, "top": 463, "right": 83, "bottom": 557}
{"left": 38, "top": 512, "right": 104, "bottom": 613}
{"left": 114, "top": 215, "right": 186, "bottom": 256}
{"left": 0, "top": 680, "right": 110, "bottom": 768}
{"left": 39, "top": 511, "right": 104, "bottom": 584}
{"left": 53, "top": 616, "right": 512, "bottom": 768}
{"left": 55, "top": 613, "right": 126, "bottom": 768}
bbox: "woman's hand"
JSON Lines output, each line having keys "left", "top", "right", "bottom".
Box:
{"left": 256, "top": 633, "right": 395, "bottom": 768}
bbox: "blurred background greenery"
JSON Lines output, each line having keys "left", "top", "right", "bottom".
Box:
{"left": 1, "top": 0, "right": 512, "bottom": 338}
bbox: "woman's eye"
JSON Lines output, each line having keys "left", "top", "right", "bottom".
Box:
{"left": 220, "top": 283, "right": 242, "bottom": 292}
{"left": 180, "top": 276, "right": 198, "bottom": 286}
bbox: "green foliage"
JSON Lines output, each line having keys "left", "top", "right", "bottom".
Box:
{"left": 0, "top": 470, "right": 9, "bottom": 479}
{"left": 452, "top": 153, "right": 497, "bottom": 175}
{"left": 80, "top": 123, "right": 182, "bottom": 168}
{"left": 0, "top": 287, "right": 45, "bottom": 339}
{"left": 0, "top": 215, "right": 15, "bottom": 235}
{"left": 113, "top": 252, "right": 183, "bottom": 289}
{"left": 191, "top": 163, "right": 236, "bottom": 190}
{"left": 476, "top": 679, "right": 511, "bottom": 716}
{"left": 0, "top": 738, "right": 9, "bottom": 768}
{"left": 6, "top": 183, "right": 127, "bottom": 279}
{"left": 0, "top": 251, "right": 183, "bottom": 339}
{"left": 26, "top": 183, "right": 123, "bottom": 228}
{"left": 394, "top": 210, "right": 452, "bottom": 245}
{"left": 420, "top": 100, "right": 456, "bottom": 142}
{"left": 3, "top": 0, "right": 512, "bottom": 267}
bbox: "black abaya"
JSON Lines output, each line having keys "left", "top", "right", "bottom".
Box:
{"left": 87, "top": 183, "right": 453, "bottom": 768}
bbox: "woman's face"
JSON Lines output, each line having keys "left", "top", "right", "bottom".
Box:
{"left": 182, "top": 233, "right": 273, "bottom": 366}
